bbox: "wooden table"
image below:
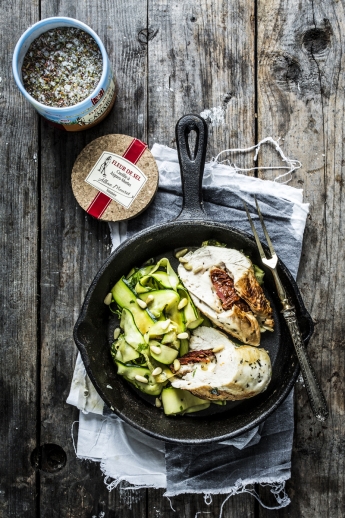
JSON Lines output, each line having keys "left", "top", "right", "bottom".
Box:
{"left": 1, "top": 1, "right": 343, "bottom": 516}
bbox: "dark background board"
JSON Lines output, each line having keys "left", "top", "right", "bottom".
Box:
{"left": 0, "top": 0, "right": 343, "bottom": 517}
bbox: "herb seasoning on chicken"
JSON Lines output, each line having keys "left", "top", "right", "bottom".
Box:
{"left": 170, "top": 326, "right": 272, "bottom": 401}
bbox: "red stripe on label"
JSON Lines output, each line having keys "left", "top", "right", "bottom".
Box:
{"left": 87, "top": 191, "right": 112, "bottom": 219}
{"left": 123, "top": 138, "right": 147, "bottom": 164}
{"left": 86, "top": 138, "right": 147, "bottom": 219}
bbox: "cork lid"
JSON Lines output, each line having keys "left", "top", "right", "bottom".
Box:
{"left": 71, "top": 134, "right": 159, "bottom": 221}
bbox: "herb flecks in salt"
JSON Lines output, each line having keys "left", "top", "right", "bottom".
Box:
{"left": 22, "top": 28, "right": 102, "bottom": 107}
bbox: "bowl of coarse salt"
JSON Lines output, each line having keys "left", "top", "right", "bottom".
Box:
{"left": 12, "top": 17, "right": 116, "bottom": 131}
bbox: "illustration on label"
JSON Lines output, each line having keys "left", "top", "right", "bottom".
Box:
{"left": 85, "top": 151, "right": 147, "bottom": 209}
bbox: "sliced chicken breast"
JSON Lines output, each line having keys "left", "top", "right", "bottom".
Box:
{"left": 178, "top": 246, "right": 273, "bottom": 346}
{"left": 171, "top": 326, "right": 272, "bottom": 401}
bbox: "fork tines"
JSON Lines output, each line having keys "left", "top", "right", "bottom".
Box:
{"left": 243, "top": 197, "right": 278, "bottom": 268}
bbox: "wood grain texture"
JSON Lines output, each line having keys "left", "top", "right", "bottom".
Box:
{"left": 38, "top": 1, "right": 148, "bottom": 516}
{"left": 148, "top": 0, "right": 256, "bottom": 163}
{"left": 147, "top": 0, "right": 257, "bottom": 515}
{"left": 35, "top": 0, "right": 259, "bottom": 515}
{"left": 257, "top": 0, "right": 345, "bottom": 516}
{"left": 148, "top": 489, "right": 256, "bottom": 518}
{"left": 0, "top": 2, "right": 39, "bottom": 516}
{"left": 4, "top": 0, "right": 344, "bottom": 516}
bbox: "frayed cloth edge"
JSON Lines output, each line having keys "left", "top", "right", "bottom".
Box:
{"left": 100, "top": 461, "right": 166, "bottom": 491}
{"left": 163, "top": 474, "right": 290, "bottom": 497}
{"left": 98, "top": 462, "right": 290, "bottom": 511}
{"left": 98, "top": 470, "right": 291, "bottom": 513}
{"left": 166, "top": 478, "right": 291, "bottom": 514}
{"left": 103, "top": 475, "right": 166, "bottom": 492}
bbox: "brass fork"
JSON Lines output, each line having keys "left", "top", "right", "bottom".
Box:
{"left": 244, "top": 197, "right": 328, "bottom": 422}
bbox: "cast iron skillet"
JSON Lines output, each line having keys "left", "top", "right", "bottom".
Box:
{"left": 74, "top": 114, "right": 313, "bottom": 444}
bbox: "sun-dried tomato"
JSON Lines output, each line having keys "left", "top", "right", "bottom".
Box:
{"left": 176, "top": 350, "right": 215, "bottom": 366}
{"left": 210, "top": 268, "right": 250, "bottom": 311}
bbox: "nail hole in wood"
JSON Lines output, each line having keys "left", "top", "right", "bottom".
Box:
{"left": 30, "top": 443, "right": 67, "bottom": 473}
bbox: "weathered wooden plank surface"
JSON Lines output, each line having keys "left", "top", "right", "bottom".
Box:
{"left": 0, "top": 2, "right": 39, "bottom": 516}
{"left": 148, "top": 489, "right": 256, "bottom": 518}
{"left": 3, "top": 0, "right": 345, "bottom": 516}
{"left": 257, "top": 0, "right": 345, "bottom": 516}
{"left": 35, "top": 0, "right": 259, "bottom": 516}
{"left": 147, "top": 0, "right": 256, "bottom": 515}
{"left": 38, "top": 1, "right": 148, "bottom": 516}
{"left": 148, "top": 0, "right": 256, "bottom": 163}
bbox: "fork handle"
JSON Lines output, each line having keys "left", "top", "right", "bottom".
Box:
{"left": 282, "top": 308, "right": 329, "bottom": 422}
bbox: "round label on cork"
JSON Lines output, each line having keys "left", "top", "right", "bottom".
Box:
{"left": 71, "top": 134, "right": 159, "bottom": 221}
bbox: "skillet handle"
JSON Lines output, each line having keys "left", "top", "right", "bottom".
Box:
{"left": 175, "top": 114, "right": 208, "bottom": 221}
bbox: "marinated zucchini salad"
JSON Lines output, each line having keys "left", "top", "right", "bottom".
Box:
{"left": 105, "top": 243, "right": 274, "bottom": 416}
{"left": 107, "top": 254, "right": 211, "bottom": 415}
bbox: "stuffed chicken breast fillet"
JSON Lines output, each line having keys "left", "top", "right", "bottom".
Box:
{"left": 178, "top": 246, "right": 273, "bottom": 346}
{"left": 171, "top": 326, "right": 272, "bottom": 400}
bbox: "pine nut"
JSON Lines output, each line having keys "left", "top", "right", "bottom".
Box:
{"left": 193, "top": 265, "right": 203, "bottom": 274}
{"left": 177, "top": 298, "right": 188, "bottom": 310}
{"left": 179, "top": 256, "right": 189, "bottom": 263}
{"left": 175, "top": 248, "right": 189, "bottom": 259}
{"left": 104, "top": 293, "right": 112, "bottom": 305}
{"left": 183, "top": 263, "right": 193, "bottom": 270}
{"left": 135, "top": 374, "right": 148, "bottom": 384}
{"left": 173, "top": 359, "right": 181, "bottom": 371}
{"left": 152, "top": 367, "right": 162, "bottom": 376}
{"left": 155, "top": 398, "right": 162, "bottom": 408}
{"left": 113, "top": 328, "right": 121, "bottom": 340}
{"left": 136, "top": 298, "right": 147, "bottom": 309}
{"left": 212, "top": 345, "right": 224, "bottom": 353}
{"left": 177, "top": 332, "right": 189, "bottom": 339}
{"left": 146, "top": 294, "right": 154, "bottom": 303}
{"left": 201, "top": 364, "right": 208, "bottom": 371}
{"left": 150, "top": 345, "right": 161, "bottom": 355}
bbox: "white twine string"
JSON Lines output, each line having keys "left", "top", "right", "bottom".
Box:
{"left": 71, "top": 418, "right": 108, "bottom": 458}
{"left": 204, "top": 494, "right": 213, "bottom": 505}
{"left": 103, "top": 475, "right": 122, "bottom": 491}
{"left": 167, "top": 497, "right": 176, "bottom": 512}
{"left": 88, "top": 418, "right": 108, "bottom": 453}
{"left": 218, "top": 481, "right": 290, "bottom": 518}
{"left": 210, "top": 137, "right": 302, "bottom": 184}
{"left": 71, "top": 421, "right": 79, "bottom": 455}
